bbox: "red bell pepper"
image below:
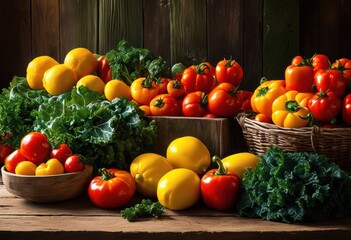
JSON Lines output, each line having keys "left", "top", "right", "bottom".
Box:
{"left": 200, "top": 156, "right": 241, "bottom": 211}
{"left": 97, "top": 55, "right": 112, "bottom": 83}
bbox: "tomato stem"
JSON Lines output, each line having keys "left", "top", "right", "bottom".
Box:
{"left": 99, "top": 168, "right": 115, "bottom": 180}
{"left": 212, "top": 155, "right": 227, "bottom": 176}
{"left": 196, "top": 62, "right": 210, "bottom": 75}
{"left": 224, "top": 57, "right": 235, "bottom": 68}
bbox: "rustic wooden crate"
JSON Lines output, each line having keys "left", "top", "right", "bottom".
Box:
{"left": 151, "top": 116, "right": 247, "bottom": 158}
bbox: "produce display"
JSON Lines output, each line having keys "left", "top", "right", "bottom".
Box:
{"left": 1, "top": 40, "right": 351, "bottom": 224}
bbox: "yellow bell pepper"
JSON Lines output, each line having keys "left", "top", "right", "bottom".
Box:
{"left": 35, "top": 158, "right": 65, "bottom": 176}
{"left": 251, "top": 79, "right": 287, "bottom": 118}
{"left": 271, "top": 90, "right": 313, "bottom": 128}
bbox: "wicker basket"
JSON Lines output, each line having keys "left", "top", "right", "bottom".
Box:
{"left": 236, "top": 112, "right": 351, "bottom": 172}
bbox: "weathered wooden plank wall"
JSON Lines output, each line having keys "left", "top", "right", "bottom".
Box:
{"left": 1, "top": 0, "right": 350, "bottom": 91}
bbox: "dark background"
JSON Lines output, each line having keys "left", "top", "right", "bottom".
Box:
{"left": 1, "top": 0, "right": 350, "bottom": 91}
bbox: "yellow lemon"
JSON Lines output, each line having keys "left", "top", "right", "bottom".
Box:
{"left": 43, "top": 64, "right": 78, "bottom": 96}
{"left": 104, "top": 79, "right": 132, "bottom": 101}
{"left": 221, "top": 152, "right": 260, "bottom": 178}
{"left": 64, "top": 47, "right": 98, "bottom": 79}
{"left": 157, "top": 168, "right": 200, "bottom": 210}
{"left": 76, "top": 75, "right": 105, "bottom": 95}
{"left": 130, "top": 153, "right": 173, "bottom": 197}
{"left": 166, "top": 136, "right": 211, "bottom": 175}
{"left": 26, "top": 56, "right": 59, "bottom": 90}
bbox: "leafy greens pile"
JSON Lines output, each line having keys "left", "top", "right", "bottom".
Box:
{"left": 0, "top": 77, "right": 157, "bottom": 170}
{"left": 237, "top": 146, "right": 351, "bottom": 223}
{"left": 106, "top": 40, "right": 169, "bottom": 85}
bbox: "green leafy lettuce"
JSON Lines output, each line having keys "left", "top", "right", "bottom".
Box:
{"left": 31, "top": 86, "right": 157, "bottom": 170}
{"left": 237, "top": 146, "right": 351, "bottom": 223}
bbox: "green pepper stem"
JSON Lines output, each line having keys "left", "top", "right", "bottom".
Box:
{"left": 212, "top": 155, "right": 227, "bottom": 175}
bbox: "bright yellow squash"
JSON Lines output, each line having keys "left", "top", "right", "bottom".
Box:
{"left": 221, "top": 152, "right": 260, "bottom": 178}
{"left": 157, "top": 168, "right": 200, "bottom": 210}
{"left": 130, "top": 153, "right": 173, "bottom": 197}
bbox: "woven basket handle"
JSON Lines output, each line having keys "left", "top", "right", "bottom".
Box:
{"left": 310, "top": 125, "right": 320, "bottom": 153}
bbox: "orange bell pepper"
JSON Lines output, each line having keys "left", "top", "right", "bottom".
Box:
{"left": 250, "top": 79, "right": 286, "bottom": 119}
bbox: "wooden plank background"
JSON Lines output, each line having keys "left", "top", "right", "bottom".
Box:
{"left": 1, "top": 0, "right": 350, "bottom": 91}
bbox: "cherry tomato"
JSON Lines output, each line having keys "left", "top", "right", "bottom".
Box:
{"left": 254, "top": 113, "right": 271, "bottom": 123}
{"left": 64, "top": 154, "right": 85, "bottom": 173}
{"left": 88, "top": 168, "right": 136, "bottom": 209}
{"left": 285, "top": 59, "right": 314, "bottom": 92}
{"left": 166, "top": 79, "right": 185, "bottom": 99}
{"left": 237, "top": 90, "right": 253, "bottom": 112}
{"left": 182, "top": 91, "right": 209, "bottom": 117}
{"left": 0, "top": 144, "right": 13, "bottom": 164}
{"left": 155, "top": 78, "right": 170, "bottom": 94}
{"left": 130, "top": 77, "right": 159, "bottom": 105}
{"left": 207, "top": 83, "right": 243, "bottom": 117}
{"left": 4, "top": 149, "right": 27, "bottom": 173}
{"left": 50, "top": 143, "right": 73, "bottom": 164}
{"left": 314, "top": 69, "right": 347, "bottom": 99}
{"left": 311, "top": 54, "right": 330, "bottom": 74}
{"left": 20, "top": 132, "right": 51, "bottom": 165}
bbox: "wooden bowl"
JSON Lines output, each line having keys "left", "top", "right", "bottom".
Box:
{"left": 1, "top": 165, "right": 93, "bottom": 202}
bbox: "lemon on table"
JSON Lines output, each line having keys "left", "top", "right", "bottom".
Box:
{"left": 43, "top": 64, "right": 78, "bottom": 96}
{"left": 104, "top": 79, "right": 132, "bottom": 101}
{"left": 130, "top": 153, "right": 173, "bottom": 197}
{"left": 26, "top": 56, "right": 59, "bottom": 90}
{"left": 221, "top": 152, "right": 260, "bottom": 178}
{"left": 64, "top": 47, "right": 98, "bottom": 79}
{"left": 166, "top": 136, "right": 211, "bottom": 175}
{"left": 157, "top": 168, "right": 200, "bottom": 210}
{"left": 76, "top": 75, "right": 105, "bottom": 95}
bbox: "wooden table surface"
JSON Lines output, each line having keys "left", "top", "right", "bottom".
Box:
{"left": 1, "top": 174, "right": 351, "bottom": 240}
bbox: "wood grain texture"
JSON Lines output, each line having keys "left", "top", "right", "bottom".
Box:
{"left": 263, "top": 0, "right": 299, "bottom": 79}
{"left": 170, "top": 0, "right": 207, "bottom": 66}
{"left": 31, "top": 0, "right": 60, "bottom": 59}
{"left": 143, "top": 0, "right": 171, "bottom": 64}
{"left": 98, "top": 0, "right": 143, "bottom": 54}
{"left": 0, "top": 0, "right": 31, "bottom": 87}
{"left": 60, "top": 0, "right": 98, "bottom": 60}
{"left": 1, "top": 181, "right": 351, "bottom": 240}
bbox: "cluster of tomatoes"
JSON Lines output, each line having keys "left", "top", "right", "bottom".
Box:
{"left": 129, "top": 59, "right": 252, "bottom": 118}
{"left": 251, "top": 54, "right": 351, "bottom": 128}
{"left": 3, "top": 132, "right": 85, "bottom": 175}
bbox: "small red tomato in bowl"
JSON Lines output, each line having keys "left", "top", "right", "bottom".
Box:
{"left": 20, "top": 132, "right": 51, "bottom": 165}
{"left": 50, "top": 143, "right": 73, "bottom": 164}
{"left": 64, "top": 154, "right": 85, "bottom": 173}
{"left": 4, "top": 149, "right": 27, "bottom": 173}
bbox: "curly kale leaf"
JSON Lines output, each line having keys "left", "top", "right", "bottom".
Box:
{"left": 32, "top": 86, "right": 157, "bottom": 171}
{"left": 237, "top": 146, "right": 351, "bottom": 223}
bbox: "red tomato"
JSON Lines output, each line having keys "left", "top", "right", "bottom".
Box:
{"left": 254, "top": 113, "right": 271, "bottom": 123}
{"left": 0, "top": 144, "right": 13, "bottom": 164}
{"left": 88, "top": 168, "right": 136, "bottom": 209}
{"left": 155, "top": 78, "right": 170, "bottom": 94}
{"left": 182, "top": 91, "right": 209, "bottom": 117}
{"left": 331, "top": 58, "right": 351, "bottom": 82}
{"left": 201, "top": 156, "right": 240, "bottom": 211}
{"left": 207, "top": 83, "right": 243, "bottom": 117}
{"left": 291, "top": 55, "right": 303, "bottom": 65}
{"left": 97, "top": 55, "right": 112, "bottom": 84}
{"left": 20, "top": 132, "right": 51, "bottom": 165}
{"left": 166, "top": 79, "right": 185, "bottom": 99}
{"left": 50, "top": 143, "right": 73, "bottom": 164}
{"left": 342, "top": 93, "right": 351, "bottom": 125}
{"left": 237, "top": 90, "right": 253, "bottom": 112}
{"left": 308, "top": 90, "right": 342, "bottom": 123}
{"left": 285, "top": 60, "right": 314, "bottom": 92}
{"left": 64, "top": 154, "right": 85, "bottom": 173}
{"left": 149, "top": 94, "right": 180, "bottom": 116}
{"left": 311, "top": 54, "right": 330, "bottom": 74}
{"left": 215, "top": 58, "right": 243, "bottom": 87}
{"left": 314, "top": 69, "right": 347, "bottom": 99}
{"left": 204, "top": 113, "right": 217, "bottom": 118}
{"left": 181, "top": 63, "right": 216, "bottom": 94}
{"left": 4, "top": 149, "right": 27, "bottom": 173}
